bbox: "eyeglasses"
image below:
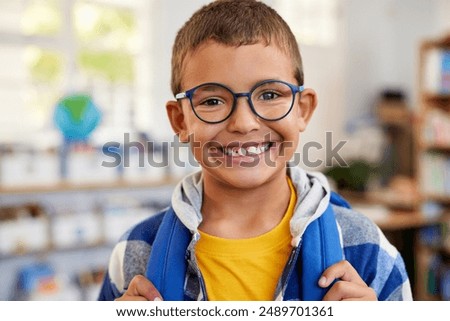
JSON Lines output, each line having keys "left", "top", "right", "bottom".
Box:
{"left": 175, "top": 79, "right": 304, "bottom": 124}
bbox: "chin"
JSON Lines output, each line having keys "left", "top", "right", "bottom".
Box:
{"left": 205, "top": 164, "right": 286, "bottom": 190}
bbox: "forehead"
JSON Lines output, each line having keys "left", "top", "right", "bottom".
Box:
{"left": 180, "top": 40, "right": 296, "bottom": 89}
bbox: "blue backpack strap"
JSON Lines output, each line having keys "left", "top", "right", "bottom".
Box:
{"left": 285, "top": 191, "right": 350, "bottom": 301}
{"left": 330, "top": 191, "right": 351, "bottom": 209}
{"left": 299, "top": 201, "right": 343, "bottom": 300}
{"left": 145, "top": 207, "right": 191, "bottom": 301}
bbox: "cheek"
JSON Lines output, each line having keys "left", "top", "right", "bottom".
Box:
{"left": 289, "top": 103, "right": 305, "bottom": 131}
{"left": 187, "top": 125, "right": 220, "bottom": 161}
{"left": 279, "top": 138, "right": 298, "bottom": 159}
{"left": 273, "top": 122, "right": 300, "bottom": 157}
{"left": 182, "top": 113, "right": 207, "bottom": 140}
{"left": 275, "top": 118, "right": 301, "bottom": 140}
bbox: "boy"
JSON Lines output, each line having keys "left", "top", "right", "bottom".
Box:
{"left": 99, "top": 0, "right": 412, "bottom": 301}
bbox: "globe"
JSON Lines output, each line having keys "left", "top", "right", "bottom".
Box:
{"left": 54, "top": 94, "right": 101, "bottom": 141}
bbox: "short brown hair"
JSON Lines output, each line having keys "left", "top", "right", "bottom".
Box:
{"left": 171, "top": 0, "right": 303, "bottom": 95}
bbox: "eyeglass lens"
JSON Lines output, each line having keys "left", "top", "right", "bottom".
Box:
{"left": 190, "top": 81, "right": 294, "bottom": 123}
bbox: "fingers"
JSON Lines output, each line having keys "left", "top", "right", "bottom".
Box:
{"left": 115, "top": 275, "right": 163, "bottom": 301}
{"left": 322, "top": 280, "right": 377, "bottom": 301}
{"left": 319, "top": 260, "right": 378, "bottom": 301}
{"left": 318, "top": 260, "right": 366, "bottom": 288}
{"left": 130, "top": 275, "right": 163, "bottom": 300}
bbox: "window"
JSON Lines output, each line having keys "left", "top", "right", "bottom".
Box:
{"left": 0, "top": 0, "right": 152, "bottom": 147}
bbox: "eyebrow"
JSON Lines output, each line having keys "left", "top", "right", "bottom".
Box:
{"left": 200, "top": 78, "right": 286, "bottom": 90}
{"left": 198, "top": 85, "right": 224, "bottom": 92}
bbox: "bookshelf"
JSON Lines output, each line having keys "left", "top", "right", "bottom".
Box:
{"left": 415, "top": 34, "right": 450, "bottom": 300}
{"left": 0, "top": 176, "right": 180, "bottom": 300}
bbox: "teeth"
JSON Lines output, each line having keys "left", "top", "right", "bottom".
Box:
{"left": 224, "top": 143, "right": 270, "bottom": 156}
{"left": 247, "top": 146, "right": 258, "bottom": 154}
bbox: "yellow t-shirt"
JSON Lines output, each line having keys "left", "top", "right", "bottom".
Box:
{"left": 196, "top": 177, "right": 296, "bottom": 300}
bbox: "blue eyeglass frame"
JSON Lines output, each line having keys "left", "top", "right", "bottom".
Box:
{"left": 175, "top": 79, "right": 304, "bottom": 124}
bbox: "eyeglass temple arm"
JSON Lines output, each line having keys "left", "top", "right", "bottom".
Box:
{"left": 175, "top": 92, "right": 186, "bottom": 100}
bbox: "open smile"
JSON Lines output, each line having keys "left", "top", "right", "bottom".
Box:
{"left": 223, "top": 142, "right": 274, "bottom": 156}
{"left": 208, "top": 141, "right": 276, "bottom": 159}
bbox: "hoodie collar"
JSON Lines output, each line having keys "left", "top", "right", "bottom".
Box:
{"left": 171, "top": 166, "right": 330, "bottom": 245}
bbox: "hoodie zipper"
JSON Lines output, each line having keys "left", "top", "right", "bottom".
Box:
{"left": 186, "top": 232, "right": 208, "bottom": 300}
{"left": 276, "top": 240, "right": 302, "bottom": 300}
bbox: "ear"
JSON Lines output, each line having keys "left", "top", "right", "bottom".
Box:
{"left": 296, "top": 88, "right": 317, "bottom": 132}
{"left": 166, "top": 100, "right": 189, "bottom": 142}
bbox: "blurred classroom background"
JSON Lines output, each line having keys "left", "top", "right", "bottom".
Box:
{"left": 0, "top": 0, "right": 449, "bottom": 301}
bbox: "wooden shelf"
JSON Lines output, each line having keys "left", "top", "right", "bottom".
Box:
{"left": 422, "top": 93, "right": 450, "bottom": 102}
{"left": 0, "top": 175, "right": 182, "bottom": 195}
{"left": 423, "top": 95, "right": 450, "bottom": 112}
{"left": 423, "top": 194, "right": 450, "bottom": 204}
{"left": 339, "top": 189, "right": 450, "bottom": 229}
{"left": 415, "top": 34, "right": 450, "bottom": 301}
{"left": 340, "top": 189, "right": 420, "bottom": 211}
{"left": 372, "top": 211, "right": 444, "bottom": 231}
{"left": 377, "top": 211, "right": 421, "bottom": 230}
{"left": 421, "top": 35, "right": 450, "bottom": 50}
{"left": 420, "top": 143, "right": 450, "bottom": 153}
{"left": 0, "top": 241, "right": 113, "bottom": 261}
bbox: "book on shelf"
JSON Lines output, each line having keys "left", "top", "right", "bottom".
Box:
{"left": 420, "top": 152, "right": 450, "bottom": 197}
{"left": 423, "top": 48, "right": 450, "bottom": 94}
{"left": 423, "top": 109, "right": 450, "bottom": 147}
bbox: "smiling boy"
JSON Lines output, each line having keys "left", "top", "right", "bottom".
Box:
{"left": 99, "top": 0, "right": 412, "bottom": 301}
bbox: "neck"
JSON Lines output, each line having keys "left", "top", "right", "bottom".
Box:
{"left": 200, "top": 173, "right": 292, "bottom": 238}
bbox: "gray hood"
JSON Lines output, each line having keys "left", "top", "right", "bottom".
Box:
{"left": 171, "top": 166, "right": 330, "bottom": 246}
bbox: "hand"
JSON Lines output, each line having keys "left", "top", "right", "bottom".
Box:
{"left": 115, "top": 275, "right": 163, "bottom": 301}
{"left": 318, "top": 260, "right": 377, "bottom": 301}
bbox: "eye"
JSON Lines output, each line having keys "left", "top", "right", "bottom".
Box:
{"left": 259, "top": 91, "right": 280, "bottom": 101}
{"left": 200, "top": 97, "right": 224, "bottom": 106}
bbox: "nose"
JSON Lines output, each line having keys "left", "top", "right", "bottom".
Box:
{"left": 225, "top": 95, "right": 260, "bottom": 134}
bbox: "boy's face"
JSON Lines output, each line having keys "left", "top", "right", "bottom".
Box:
{"left": 167, "top": 40, "right": 317, "bottom": 190}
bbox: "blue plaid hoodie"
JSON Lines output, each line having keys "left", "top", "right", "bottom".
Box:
{"left": 98, "top": 166, "right": 412, "bottom": 301}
